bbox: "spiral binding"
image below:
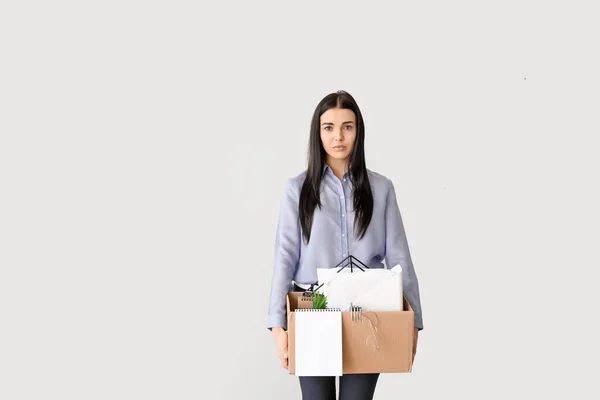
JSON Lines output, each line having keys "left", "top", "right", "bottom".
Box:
{"left": 301, "top": 291, "right": 314, "bottom": 300}
{"left": 296, "top": 308, "right": 342, "bottom": 312}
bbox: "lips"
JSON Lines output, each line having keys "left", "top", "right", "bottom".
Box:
{"left": 333, "top": 146, "right": 346, "bottom": 151}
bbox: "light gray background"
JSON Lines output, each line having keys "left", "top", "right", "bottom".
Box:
{"left": 1, "top": 1, "right": 598, "bottom": 399}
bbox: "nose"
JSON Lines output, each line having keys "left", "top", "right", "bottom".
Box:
{"left": 334, "top": 128, "right": 344, "bottom": 141}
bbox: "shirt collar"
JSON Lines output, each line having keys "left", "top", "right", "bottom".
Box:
{"left": 323, "top": 163, "right": 353, "bottom": 180}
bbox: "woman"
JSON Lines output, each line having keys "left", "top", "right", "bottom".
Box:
{"left": 267, "top": 90, "right": 424, "bottom": 400}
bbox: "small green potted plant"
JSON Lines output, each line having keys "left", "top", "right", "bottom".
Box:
{"left": 312, "top": 292, "right": 328, "bottom": 309}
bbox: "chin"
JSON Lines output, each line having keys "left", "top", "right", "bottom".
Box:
{"left": 329, "top": 153, "right": 351, "bottom": 160}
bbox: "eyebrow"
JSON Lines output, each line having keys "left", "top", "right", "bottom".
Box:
{"left": 321, "top": 121, "right": 355, "bottom": 126}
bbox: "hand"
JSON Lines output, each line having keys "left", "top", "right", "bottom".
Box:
{"left": 412, "top": 327, "right": 419, "bottom": 364}
{"left": 272, "top": 327, "right": 289, "bottom": 369}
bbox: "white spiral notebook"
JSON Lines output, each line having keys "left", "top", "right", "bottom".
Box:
{"left": 295, "top": 308, "right": 343, "bottom": 376}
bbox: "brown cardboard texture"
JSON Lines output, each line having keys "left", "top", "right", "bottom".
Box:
{"left": 287, "top": 292, "right": 414, "bottom": 374}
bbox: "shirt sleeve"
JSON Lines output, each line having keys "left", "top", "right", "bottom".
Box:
{"left": 267, "top": 178, "right": 301, "bottom": 331}
{"left": 384, "top": 179, "right": 424, "bottom": 331}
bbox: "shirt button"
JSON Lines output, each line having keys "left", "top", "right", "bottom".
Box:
{"left": 343, "top": 253, "right": 346, "bottom": 257}
{"left": 342, "top": 214, "right": 345, "bottom": 217}
{"left": 340, "top": 195, "right": 344, "bottom": 199}
{"left": 342, "top": 233, "right": 346, "bottom": 237}
{"left": 343, "top": 178, "right": 346, "bottom": 182}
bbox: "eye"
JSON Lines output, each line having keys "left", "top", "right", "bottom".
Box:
{"left": 324, "top": 126, "right": 331, "bottom": 131}
{"left": 344, "top": 125, "right": 353, "bottom": 130}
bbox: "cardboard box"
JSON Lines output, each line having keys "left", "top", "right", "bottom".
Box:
{"left": 287, "top": 292, "right": 414, "bottom": 374}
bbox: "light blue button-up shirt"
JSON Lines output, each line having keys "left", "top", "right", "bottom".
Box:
{"left": 267, "top": 164, "right": 424, "bottom": 331}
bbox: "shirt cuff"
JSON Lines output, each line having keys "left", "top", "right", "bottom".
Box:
{"left": 267, "top": 313, "right": 287, "bottom": 331}
{"left": 415, "top": 314, "right": 424, "bottom": 331}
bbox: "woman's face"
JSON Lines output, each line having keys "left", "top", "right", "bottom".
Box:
{"left": 319, "top": 107, "right": 357, "bottom": 165}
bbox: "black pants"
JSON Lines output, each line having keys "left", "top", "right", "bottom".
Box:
{"left": 293, "top": 283, "right": 380, "bottom": 400}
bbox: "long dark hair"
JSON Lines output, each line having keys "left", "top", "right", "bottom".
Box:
{"left": 299, "top": 90, "right": 374, "bottom": 245}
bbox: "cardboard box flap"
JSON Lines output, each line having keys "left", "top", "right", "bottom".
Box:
{"left": 342, "top": 310, "right": 414, "bottom": 373}
{"left": 286, "top": 291, "right": 313, "bottom": 313}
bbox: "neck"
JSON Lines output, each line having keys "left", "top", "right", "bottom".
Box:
{"left": 326, "top": 157, "right": 350, "bottom": 180}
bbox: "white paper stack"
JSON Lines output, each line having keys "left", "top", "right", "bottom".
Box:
{"left": 316, "top": 264, "right": 403, "bottom": 312}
